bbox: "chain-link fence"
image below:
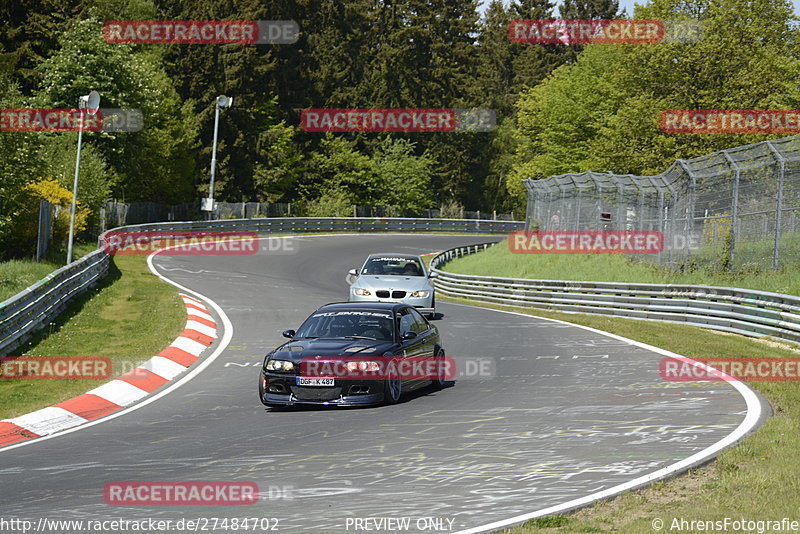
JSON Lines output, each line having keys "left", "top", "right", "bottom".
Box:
{"left": 101, "top": 201, "right": 516, "bottom": 229}
{"left": 523, "top": 135, "right": 800, "bottom": 270}
{"left": 101, "top": 200, "right": 292, "bottom": 228}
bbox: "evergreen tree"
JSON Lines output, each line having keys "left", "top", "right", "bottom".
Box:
{"left": 558, "top": 0, "right": 621, "bottom": 63}
{"left": 509, "top": 0, "right": 566, "bottom": 102}
{"left": 475, "top": 0, "right": 515, "bottom": 116}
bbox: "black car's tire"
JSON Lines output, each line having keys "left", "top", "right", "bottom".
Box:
{"left": 433, "top": 349, "right": 447, "bottom": 389}
{"left": 383, "top": 361, "right": 402, "bottom": 405}
{"left": 258, "top": 371, "right": 269, "bottom": 406}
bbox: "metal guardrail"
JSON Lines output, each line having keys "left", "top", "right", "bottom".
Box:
{"left": 0, "top": 250, "right": 110, "bottom": 355}
{"left": 431, "top": 243, "right": 800, "bottom": 345}
{"left": 97, "top": 216, "right": 523, "bottom": 240}
{"left": 0, "top": 217, "right": 523, "bottom": 355}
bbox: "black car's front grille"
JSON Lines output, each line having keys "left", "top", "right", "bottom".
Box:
{"left": 290, "top": 386, "right": 342, "bottom": 401}
{"left": 376, "top": 290, "right": 390, "bottom": 298}
{"left": 391, "top": 290, "right": 406, "bottom": 298}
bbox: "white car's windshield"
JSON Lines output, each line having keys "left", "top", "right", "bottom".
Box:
{"left": 361, "top": 257, "right": 424, "bottom": 276}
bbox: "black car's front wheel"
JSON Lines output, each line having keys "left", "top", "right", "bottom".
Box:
{"left": 383, "top": 361, "right": 402, "bottom": 405}
{"left": 433, "top": 349, "right": 447, "bottom": 389}
{"left": 258, "top": 371, "right": 268, "bottom": 405}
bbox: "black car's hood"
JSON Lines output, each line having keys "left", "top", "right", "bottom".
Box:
{"left": 270, "top": 338, "right": 396, "bottom": 362}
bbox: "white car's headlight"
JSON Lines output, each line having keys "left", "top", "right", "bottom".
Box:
{"left": 266, "top": 359, "right": 295, "bottom": 371}
{"left": 411, "top": 290, "right": 430, "bottom": 298}
{"left": 353, "top": 288, "right": 371, "bottom": 296}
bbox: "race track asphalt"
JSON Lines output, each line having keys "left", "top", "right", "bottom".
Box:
{"left": 0, "top": 234, "right": 766, "bottom": 533}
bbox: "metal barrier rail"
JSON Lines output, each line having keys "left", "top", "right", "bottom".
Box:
{"left": 97, "top": 216, "right": 523, "bottom": 241}
{"left": 0, "top": 250, "right": 110, "bottom": 355}
{"left": 430, "top": 243, "right": 800, "bottom": 345}
{"left": 1, "top": 217, "right": 523, "bottom": 356}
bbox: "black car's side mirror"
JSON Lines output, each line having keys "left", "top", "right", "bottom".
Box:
{"left": 402, "top": 331, "right": 417, "bottom": 340}
{"left": 282, "top": 329, "right": 296, "bottom": 339}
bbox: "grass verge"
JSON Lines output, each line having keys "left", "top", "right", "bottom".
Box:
{"left": 445, "top": 239, "right": 800, "bottom": 296}
{"left": 0, "top": 251, "right": 185, "bottom": 420}
{"left": 437, "top": 241, "right": 800, "bottom": 532}
{"left": 0, "top": 243, "right": 97, "bottom": 302}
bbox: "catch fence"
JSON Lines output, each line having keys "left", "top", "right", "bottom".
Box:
{"left": 524, "top": 135, "right": 800, "bottom": 269}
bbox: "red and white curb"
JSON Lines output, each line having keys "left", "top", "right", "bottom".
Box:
{"left": 0, "top": 294, "right": 217, "bottom": 447}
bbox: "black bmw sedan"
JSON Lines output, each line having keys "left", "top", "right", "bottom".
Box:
{"left": 258, "top": 302, "right": 447, "bottom": 407}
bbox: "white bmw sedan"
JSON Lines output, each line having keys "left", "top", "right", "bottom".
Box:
{"left": 348, "top": 254, "right": 438, "bottom": 318}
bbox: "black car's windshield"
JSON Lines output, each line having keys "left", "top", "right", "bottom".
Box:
{"left": 295, "top": 310, "right": 395, "bottom": 341}
{"left": 361, "top": 257, "right": 424, "bottom": 276}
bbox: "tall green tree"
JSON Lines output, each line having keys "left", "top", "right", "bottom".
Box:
{"left": 558, "top": 0, "right": 621, "bottom": 62}
{"left": 0, "top": 70, "right": 45, "bottom": 258}
{"left": 34, "top": 17, "right": 198, "bottom": 202}
{"left": 157, "top": 0, "right": 306, "bottom": 201}
{"left": 508, "top": 0, "right": 800, "bottom": 208}
{"left": 509, "top": 0, "right": 566, "bottom": 95}
{"left": 475, "top": 0, "right": 515, "bottom": 116}
{"left": 0, "top": 0, "right": 81, "bottom": 92}
{"left": 372, "top": 137, "right": 436, "bottom": 214}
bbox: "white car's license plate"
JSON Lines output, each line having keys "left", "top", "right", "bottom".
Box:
{"left": 297, "top": 377, "right": 335, "bottom": 386}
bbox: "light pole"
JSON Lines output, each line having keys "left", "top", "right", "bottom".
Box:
{"left": 203, "top": 94, "right": 233, "bottom": 220}
{"left": 67, "top": 90, "right": 100, "bottom": 264}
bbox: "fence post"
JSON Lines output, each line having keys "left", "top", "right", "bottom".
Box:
{"left": 721, "top": 150, "right": 739, "bottom": 270}
{"left": 637, "top": 182, "right": 645, "bottom": 231}
{"left": 677, "top": 160, "right": 695, "bottom": 261}
{"left": 36, "top": 200, "right": 52, "bottom": 262}
{"left": 766, "top": 141, "right": 785, "bottom": 270}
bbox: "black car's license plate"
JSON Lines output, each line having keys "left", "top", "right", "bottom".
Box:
{"left": 296, "top": 377, "right": 335, "bottom": 386}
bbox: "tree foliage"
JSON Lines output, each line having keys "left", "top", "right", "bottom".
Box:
{"left": 509, "top": 0, "right": 800, "bottom": 206}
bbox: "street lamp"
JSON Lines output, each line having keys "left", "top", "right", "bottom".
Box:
{"left": 203, "top": 94, "right": 233, "bottom": 219}
{"left": 67, "top": 90, "right": 100, "bottom": 264}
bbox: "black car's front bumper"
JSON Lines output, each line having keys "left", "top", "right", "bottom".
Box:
{"left": 260, "top": 372, "right": 385, "bottom": 406}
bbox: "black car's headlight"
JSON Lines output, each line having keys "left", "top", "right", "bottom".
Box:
{"left": 266, "top": 359, "right": 295, "bottom": 372}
